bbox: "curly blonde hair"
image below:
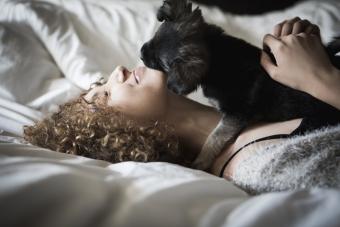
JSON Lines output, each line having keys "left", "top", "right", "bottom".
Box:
{"left": 24, "top": 96, "right": 190, "bottom": 166}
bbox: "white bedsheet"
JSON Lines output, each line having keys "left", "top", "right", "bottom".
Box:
{"left": 1, "top": 0, "right": 340, "bottom": 226}
{"left": 1, "top": 140, "right": 340, "bottom": 227}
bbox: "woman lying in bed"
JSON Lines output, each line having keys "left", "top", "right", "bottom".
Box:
{"left": 24, "top": 18, "right": 340, "bottom": 194}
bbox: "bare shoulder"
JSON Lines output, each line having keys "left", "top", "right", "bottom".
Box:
{"left": 235, "top": 118, "right": 303, "bottom": 147}
{"left": 210, "top": 118, "right": 302, "bottom": 177}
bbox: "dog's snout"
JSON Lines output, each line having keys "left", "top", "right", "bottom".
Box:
{"left": 140, "top": 42, "right": 163, "bottom": 71}
{"left": 141, "top": 43, "right": 148, "bottom": 58}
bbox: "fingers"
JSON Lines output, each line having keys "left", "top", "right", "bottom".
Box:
{"left": 305, "top": 24, "right": 321, "bottom": 39}
{"left": 263, "top": 34, "right": 282, "bottom": 51}
{"left": 295, "top": 32, "right": 320, "bottom": 43}
{"left": 261, "top": 34, "right": 284, "bottom": 79}
{"left": 260, "top": 50, "right": 277, "bottom": 77}
{"left": 281, "top": 17, "right": 302, "bottom": 36}
{"left": 291, "top": 19, "right": 312, "bottom": 34}
{"left": 273, "top": 17, "right": 300, "bottom": 37}
{"left": 273, "top": 20, "right": 286, "bottom": 37}
{"left": 273, "top": 17, "right": 321, "bottom": 38}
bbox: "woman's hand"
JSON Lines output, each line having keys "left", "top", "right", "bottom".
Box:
{"left": 261, "top": 17, "right": 331, "bottom": 92}
{"left": 260, "top": 18, "right": 340, "bottom": 110}
{"left": 261, "top": 33, "right": 337, "bottom": 92}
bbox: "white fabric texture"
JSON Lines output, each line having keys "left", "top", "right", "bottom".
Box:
{"left": 0, "top": 141, "right": 247, "bottom": 227}
{"left": 1, "top": 0, "right": 340, "bottom": 226}
{"left": 1, "top": 140, "right": 340, "bottom": 227}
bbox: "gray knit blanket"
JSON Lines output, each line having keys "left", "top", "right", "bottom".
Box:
{"left": 232, "top": 124, "right": 340, "bottom": 195}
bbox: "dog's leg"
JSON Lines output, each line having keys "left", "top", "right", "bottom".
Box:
{"left": 192, "top": 115, "right": 245, "bottom": 170}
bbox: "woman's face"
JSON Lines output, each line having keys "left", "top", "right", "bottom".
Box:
{"left": 83, "top": 66, "right": 168, "bottom": 119}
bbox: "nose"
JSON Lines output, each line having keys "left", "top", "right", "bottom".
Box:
{"left": 140, "top": 43, "right": 148, "bottom": 61}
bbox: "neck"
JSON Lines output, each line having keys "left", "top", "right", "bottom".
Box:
{"left": 164, "top": 91, "right": 222, "bottom": 158}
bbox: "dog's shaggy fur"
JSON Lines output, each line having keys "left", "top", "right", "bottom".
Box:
{"left": 141, "top": 0, "right": 340, "bottom": 170}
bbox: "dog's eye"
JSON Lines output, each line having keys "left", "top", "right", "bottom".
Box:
{"left": 104, "top": 91, "right": 109, "bottom": 96}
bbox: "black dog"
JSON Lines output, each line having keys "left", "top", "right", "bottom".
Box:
{"left": 141, "top": 0, "right": 340, "bottom": 170}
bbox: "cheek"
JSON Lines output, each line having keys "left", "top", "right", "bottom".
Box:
{"left": 132, "top": 88, "right": 167, "bottom": 118}
{"left": 113, "top": 87, "right": 168, "bottom": 119}
{"left": 140, "top": 89, "right": 167, "bottom": 116}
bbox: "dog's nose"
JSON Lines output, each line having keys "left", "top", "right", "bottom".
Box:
{"left": 141, "top": 43, "right": 147, "bottom": 58}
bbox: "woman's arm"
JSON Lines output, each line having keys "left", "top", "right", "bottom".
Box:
{"left": 261, "top": 19, "right": 340, "bottom": 110}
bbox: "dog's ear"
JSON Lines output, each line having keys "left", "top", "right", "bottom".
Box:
{"left": 167, "top": 54, "right": 208, "bottom": 95}
{"left": 175, "top": 7, "right": 204, "bottom": 35}
{"left": 157, "top": 0, "right": 193, "bottom": 22}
